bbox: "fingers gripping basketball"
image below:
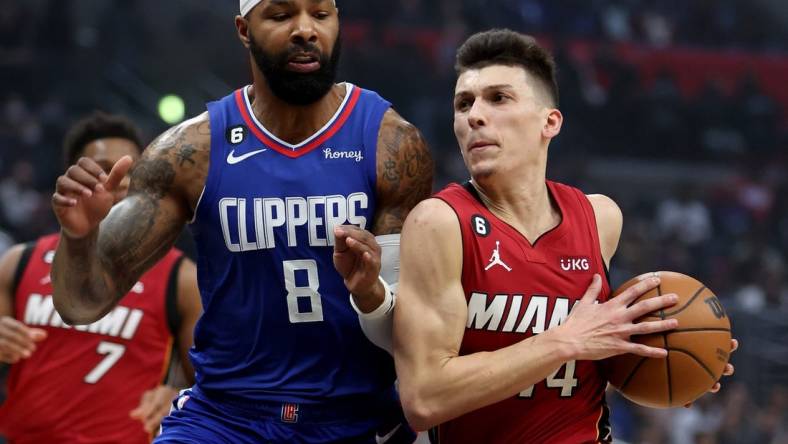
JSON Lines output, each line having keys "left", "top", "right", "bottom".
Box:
{"left": 605, "top": 271, "right": 732, "bottom": 408}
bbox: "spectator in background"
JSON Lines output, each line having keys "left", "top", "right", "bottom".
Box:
{"left": 0, "top": 161, "right": 46, "bottom": 241}
{"left": 0, "top": 0, "right": 34, "bottom": 89}
{"left": 717, "top": 383, "right": 759, "bottom": 444}
{"left": 670, "top": 397, "right": 723, "bottom": 444}
{"left": 657, "top": 185, "right": 712, "bottom": 247}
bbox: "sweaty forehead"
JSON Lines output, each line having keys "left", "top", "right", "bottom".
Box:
{"left": 455, "top": 65, "right": 530, "bottom": 95}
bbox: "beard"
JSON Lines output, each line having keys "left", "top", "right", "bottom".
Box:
{"left": 249, "top": 33, "right": 341, "bottom": 106}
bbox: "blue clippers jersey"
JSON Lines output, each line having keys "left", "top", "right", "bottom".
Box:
{"left": 190, "top": 84, "right": 394, "bottom": 404}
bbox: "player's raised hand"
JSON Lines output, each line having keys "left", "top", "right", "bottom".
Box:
{"left": 130, "top": 384, "right": 178, "bottom": 434}
{"left": 0, "top": 316, "right": 47, "bottom": 363}
{"left": 333, "top": 225, "right": 385, "bottom": 312}
{"left": 555, "top": 274, "right": 679, "bottom": 361}
{"left": 52, "top": 155, "right": 134, "bottom": 239}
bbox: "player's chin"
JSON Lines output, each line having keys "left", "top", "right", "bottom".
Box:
{"left": 466, "top": 159, "right": 498, "bottom": 179}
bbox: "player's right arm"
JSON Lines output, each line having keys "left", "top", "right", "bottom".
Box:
{"left": 0, "top": 244, "right": 47, "bottom": 363}
{"left": 51, "top": 115, "right": 210, "bottom": 325}
{"left": 393, "top": 198, "right": 680, "bottom": 431}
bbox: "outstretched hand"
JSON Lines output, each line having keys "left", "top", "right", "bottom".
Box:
{"left": 52, "top": 155, "right": 134, "bottom": 238}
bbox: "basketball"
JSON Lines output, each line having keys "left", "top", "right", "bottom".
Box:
{"left": 605, "top": 271, "right": 732, "bottom": 408}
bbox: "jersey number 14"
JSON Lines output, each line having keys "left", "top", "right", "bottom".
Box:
{"left": 519, "top": 360, "right": 578, "bottom": 398}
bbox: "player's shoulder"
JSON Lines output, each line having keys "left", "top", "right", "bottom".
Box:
{"left": 375, "top": 108, "right": 433, "bottom": 180}
{"left": 404, "top": 198, "right": 459, "bottom": 233}
{"left": 377, "top": 108, "right": 425, "bottom": 151}
{"left": 0, "top": 243, "right": 28, "bottom": 271}
{"left": 0, "top": 233, "right": 52, "bottom": 266}
{"left": 144, "top": 112, "right": 210, "bottom": 160}
{"left": 132, "top": 113, "right": 210, "bottom": 199}
{"left": 0, "top": 241, "right": 37, "bottom": 295}
{"left": 586, "top": 193, "right": 623, "bottom": 263}
{"left": 373, "top": 108, "right": 434, "bottom": 218}
{"left": 401, "top": 198, "right": 462, "bottom": 267}
{"left": 585, "top": 194, "right": 622, "bottom": 224}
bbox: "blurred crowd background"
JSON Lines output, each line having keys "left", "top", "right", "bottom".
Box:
{"left": 1, "top": 0, "right": 787, "bottom": 442}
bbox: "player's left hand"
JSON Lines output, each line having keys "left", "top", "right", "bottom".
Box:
{"left": 333, "top": 225, "right": 385, "bottom": 313}
{"left": 130, "top": 385, "right": 178, "bottom": 433}
{"left": 684, "top": 338, "right": 738, "bottom": 408}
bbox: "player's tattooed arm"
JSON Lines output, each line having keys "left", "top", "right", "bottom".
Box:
{"left": 373, "top": 109, "right": 434, "bottom": 235}
{"left": 52, "top": 115, "right": 210, "bottom": 324}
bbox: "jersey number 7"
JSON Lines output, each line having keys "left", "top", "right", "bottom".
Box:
{"left": 84, "top": 341, "right": 126, "bottom": 384}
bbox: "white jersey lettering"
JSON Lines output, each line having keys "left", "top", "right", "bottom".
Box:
{"left": 466, "top": 292, "right": 507, "bottom": 330}
{"left": 24, "top": 293, "right": 55, "bottom": 326}
{"left": 22, "top": 294, "right": 144, "bottom": 339}
{"left": 466, "top": 293, "right": 578, "bottom": 334}
{"left": 219, "top": 193, "right": 369, "bottom": 252}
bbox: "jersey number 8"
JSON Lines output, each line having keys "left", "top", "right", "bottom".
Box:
{"left": 283, "top": 260, "right": 323, "bottom": 323}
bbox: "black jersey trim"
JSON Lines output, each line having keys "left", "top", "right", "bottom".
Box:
{"left": 12, "top": 242, "right": 35, "bottom": 296}
{"left": 165, "top": 256, "right": 185, "bottom": 338}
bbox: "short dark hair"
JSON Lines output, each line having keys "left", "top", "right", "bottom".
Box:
{"left": 455, "top": 29, "right": 559, "bottom": 106}
{"left": 62, "top": 112, "right": 143, "bottom": 168}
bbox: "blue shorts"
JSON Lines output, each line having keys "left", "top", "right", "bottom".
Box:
{"left": 155, "top": 386, "right": 416, "bottom": 444}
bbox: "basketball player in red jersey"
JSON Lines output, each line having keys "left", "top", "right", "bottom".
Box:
{"left": 393, "top": 30, "right": 736, "bottom": 443}
{"left": 0, "top": 112, "right": 202, "bottom": 444}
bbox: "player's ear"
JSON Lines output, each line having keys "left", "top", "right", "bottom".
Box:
{"left": 235, "top": 15, "right": 251, "bottom": 49}
{"left": 543, "top": 108, "right": 562, "bottom": 139}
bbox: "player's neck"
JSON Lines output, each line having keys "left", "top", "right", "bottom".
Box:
{"left": 472, "top": 166, "right": 560, "bottom": 244}
{"left": 248, "top": 80, "right": 346, "bottom": 145}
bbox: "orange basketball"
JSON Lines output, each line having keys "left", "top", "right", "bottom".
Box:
{"left": 605, "top": 271, "right": 732, "bottom": 408}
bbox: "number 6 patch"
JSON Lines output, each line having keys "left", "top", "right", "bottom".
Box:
{"left": 226, "top": 125, "right": 247, "bottom": 145}
{"left": 472, "top": 215, "right": 490, "bottom": 237}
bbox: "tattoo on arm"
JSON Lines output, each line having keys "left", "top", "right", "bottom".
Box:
{"left": 97, "top": 121, "right": 207, "bottom": 300}
{"left": 176, "top": 145, "right": 197, "bottom": 167}
{"left": 53, "top": 115, "right": 209, "bottom": 323}
{"left": 374, "top": 111, "right": 434, "bottom": 235}
{"left": 98, "top": 158, "right": 178, "bottom": 292}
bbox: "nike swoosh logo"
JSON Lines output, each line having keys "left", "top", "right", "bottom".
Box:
{"left": 375, "top": 424, "right": 402, "bottom": 444}
{"left": 227, "top": 148, "right": 267, "bottom": 164}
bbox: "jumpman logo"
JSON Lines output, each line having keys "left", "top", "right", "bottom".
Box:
{"left": 484, "top": 240, "right": 512, "bottom": 272}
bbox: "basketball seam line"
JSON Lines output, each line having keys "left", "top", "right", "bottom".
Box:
{"left": 667, "top": 348, "right": 717, "bottom": 380}
{"left": 662, "top": 286, "right": 707, "bottom": 317}
{"left": 619, "top": 356, "right": 648, "bottom": 392}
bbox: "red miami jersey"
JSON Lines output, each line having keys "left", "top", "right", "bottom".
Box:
{"left": 433, "top": 181, "right": 613, "bottom": 444}
{"left": 0, "top": 233, "right": 183, "bottom": 444}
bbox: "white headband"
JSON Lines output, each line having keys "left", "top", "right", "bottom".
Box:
{"left": 240, "top": 0, "right": 336, "bottom": 17}
{"left": 240, "top": 0, "right": 262, "bottom": 16}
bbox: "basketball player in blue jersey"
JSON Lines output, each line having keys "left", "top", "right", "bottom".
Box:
{"left": 49, "top": 0, "right": 433, "bottom": 443}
